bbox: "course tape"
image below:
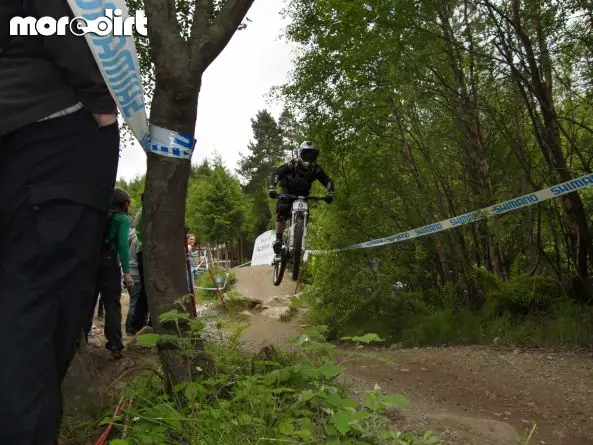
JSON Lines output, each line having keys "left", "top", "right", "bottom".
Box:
{"left": 150, "top": 125, "right": 196, "bottom": 160}
{"left": 307, "top": 173, "right": 593, "bottom": 255}
{"left": 66, "top": 0, "right": 196, "bottom": 160}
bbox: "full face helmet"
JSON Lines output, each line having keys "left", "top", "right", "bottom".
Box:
{"left": 297, "top": 140, "right": 319, "bottom": 168}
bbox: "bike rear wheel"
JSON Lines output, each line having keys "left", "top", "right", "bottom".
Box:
{"left": 291, "top": 217, "right": 304, "bottom": 281}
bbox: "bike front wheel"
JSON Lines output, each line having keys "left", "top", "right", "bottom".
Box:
{"left": 273, "top": 251, "right": 288, "bottom": 286}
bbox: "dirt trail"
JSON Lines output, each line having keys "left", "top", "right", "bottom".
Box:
{"left": 234, "top": 265, "right": 299, "bottom": 300}
{"left": 235, "top": 266, "right": 593, "bottom": 445}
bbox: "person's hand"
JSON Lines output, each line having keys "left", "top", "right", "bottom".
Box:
{"left": 268, "top": 189, "right": 279, "bottom": 199}
{"left": 123, "top": 273, "right": 134, "bottom": 290}
{"left": 93, "top": 113, "right": 117, "bottom": 127}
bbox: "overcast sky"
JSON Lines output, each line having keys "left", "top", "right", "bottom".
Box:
{"left": 116, "top": 0, "right": 296, "bottom": 181}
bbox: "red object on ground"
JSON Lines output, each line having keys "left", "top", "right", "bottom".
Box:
{"left": 93, "top": 395, "right": 126, "bottom": 445}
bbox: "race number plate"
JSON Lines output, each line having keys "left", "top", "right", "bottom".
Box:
{"left": 292, "top": 200, "right": 308, "bottom": 212}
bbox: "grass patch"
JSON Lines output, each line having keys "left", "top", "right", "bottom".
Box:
{"left": 60, "top": 410, "right": 105, "bottom": 445}
{"left": 195, "top": 268, "right": 237, "bottom": 302}
{"left": 397, "top": 298, "right": 593, "bottom": 348}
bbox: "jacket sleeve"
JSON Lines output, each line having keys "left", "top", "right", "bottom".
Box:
{"left": 316, "top": 165, "right": 334, "bottom": 194}
{"left": 269, "top": 163, "right": 290, "bottom": 189}
{"left": 117, "top": 216, "right": 131, "bottom": 273}
{"left": 24, "top": 0, "right": 117, "bottom": 114}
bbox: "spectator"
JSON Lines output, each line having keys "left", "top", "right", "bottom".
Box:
{"left": 126, "top": 226, "right": 143, "bottom": 331}
{"left": 187, "top": 233, "right": 197, "bottom": 252}
{"left": 0, "top": 1, "right": 119, "bottom": 444}
{"left": 87, "top": 188, "right": 132, "bottom": 359}
{"left": 126, "top": 193, "right": 149, "bottom": 334}
{"left": 187, "top": 233, "right": 200, "bottom": 278}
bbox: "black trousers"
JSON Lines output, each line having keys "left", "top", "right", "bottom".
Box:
{"left": 87, "top": 249, "right": 124, "bottom": 352}
{"left": 0, "top": 110, "right": 119, "bottom": 445}
{"left": 276, "top": 198, "right": 295, "bottom": 222}
{"left": 125, "top": 252, "right": 149, "bottom": 334}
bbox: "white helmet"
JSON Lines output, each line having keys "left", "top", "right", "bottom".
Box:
{"left": 297, "top": 140, "right": 319, "bottom": 168}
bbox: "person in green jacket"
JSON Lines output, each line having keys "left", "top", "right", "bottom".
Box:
{"left": 86, "top": 188, "right": 132, "bottom": 359}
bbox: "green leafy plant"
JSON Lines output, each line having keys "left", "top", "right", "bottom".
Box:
{"left": 102, "top": 320, "right": 439, "bottom": 444}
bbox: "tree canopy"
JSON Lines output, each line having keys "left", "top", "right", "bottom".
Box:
{"left": 273, "top": 0, "right": 593, "bottom": 341}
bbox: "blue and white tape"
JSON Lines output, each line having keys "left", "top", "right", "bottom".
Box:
{"left": 307, "top": 173, "right": 593, "bottom": 256}
{"left": 149, "top": 125, "right": 196, "bottom": 160}
{"left": 65, "top": 0, "right": 196, "bottom": 159}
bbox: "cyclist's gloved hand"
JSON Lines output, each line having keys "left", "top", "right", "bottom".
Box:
{"left": 325, "top": 193, "right": 334, "bottom": 204}
{"left": 269, "top": 189, "right": 279, "bottom": 199}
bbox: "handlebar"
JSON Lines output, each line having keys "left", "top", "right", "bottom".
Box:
{"left": 276, "top": 195, "right": 327, "bottom": 201}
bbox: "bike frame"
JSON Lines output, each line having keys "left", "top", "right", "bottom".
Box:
{"left": 272, "top": 194, "right": 326, "bottom": 285}
{"left": 287, "top": 197, "right": 309, "bottom": 256}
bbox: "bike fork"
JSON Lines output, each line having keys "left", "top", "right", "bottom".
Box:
{"left": 288, "top": 211, "right": 308, "bottom": 251}
{"left": 301, "top": 212, "right": 308, "bottom": 251}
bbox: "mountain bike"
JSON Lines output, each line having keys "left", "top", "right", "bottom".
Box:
{"left": 272, "top": 194, "right": 328, "bottom": 286}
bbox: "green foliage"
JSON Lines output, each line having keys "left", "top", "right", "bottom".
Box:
{"left": 342, "top": 333, "right": 385, "bottom": 345}
{"left": 237, "top": 109, "right": 300, "bottom": 237}
{"left": 303, "top": 252, "right": 593, "bottom": 348}
{"left": 478, "top": 270, "right": 564, "bottom": 318}
{"left": 400, "top": 307, "right": 483, "bottom": 347}
{"left": 186, "top": 158, "right": 253, "bottom": 246}
{"left": 275, "top": 0, "right": 593, "bottom": 348}
{"left": 194, "top": 267, "right": 234, "bottom": 302}
{"left": 107, "top": 322, "right": 438, "bottom": 445}
{"left": 118, "top": 155, "right": 257, "bottom": 264}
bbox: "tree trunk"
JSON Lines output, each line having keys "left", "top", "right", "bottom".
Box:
{"left": 437, "top": 2, "right": 506, "bottom": 281}
{"left": 140, "top": 0, "right": 260, "bottom": 385}
{"left": 501, "top": 0, "right": 591, "bottom": 300}
{"left": 393, "top": 106, "right": 457, "bottom": 285}
{"left": 143, "top": 77, "right": 211, "bottom": 385}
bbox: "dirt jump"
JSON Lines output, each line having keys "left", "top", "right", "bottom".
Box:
{"left": 234, "top": 264, "right": 300, "bottom": 301}
{"left": 233, "top": 264, "right": 593, "bottom": 445}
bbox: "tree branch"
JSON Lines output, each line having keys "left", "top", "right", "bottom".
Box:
{"left": 144, "top": 0, "right": 184, "bottom": 77}
{"left": 509, "top": 0, "right": 546, "bottom": 99}
{"left": 191, "top": 0, "right": 213, "bottom": 43}
{"left": 192, "top": 0, "right": 255, "bottom": 71}
{"left": 558, "top": 115, "right": 593, "bottom": 136}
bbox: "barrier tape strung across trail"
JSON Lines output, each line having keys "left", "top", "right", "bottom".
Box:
{"left": 306, "top": 173, "right": 593, "bottom": 256}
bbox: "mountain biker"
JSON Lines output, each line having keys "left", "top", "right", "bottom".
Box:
{"left": 268, "top": 141, "right": 334, "bottom": 254}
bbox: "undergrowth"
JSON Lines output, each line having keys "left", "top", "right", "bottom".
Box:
{"left": 304, "top": 267, "right": 593, "bottom": 348}
{"left": 400, "top": 271, "right": 593, "bottom": 348}
{"left": 101, "top": 309, "right": 440, "bottom": 445}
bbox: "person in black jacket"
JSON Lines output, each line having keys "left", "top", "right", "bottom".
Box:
{"left": 0, "top": 2, "right": 119, "bottom": 444}
{"left": 268, "top": 141, "right": 335, "bottom": 254}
